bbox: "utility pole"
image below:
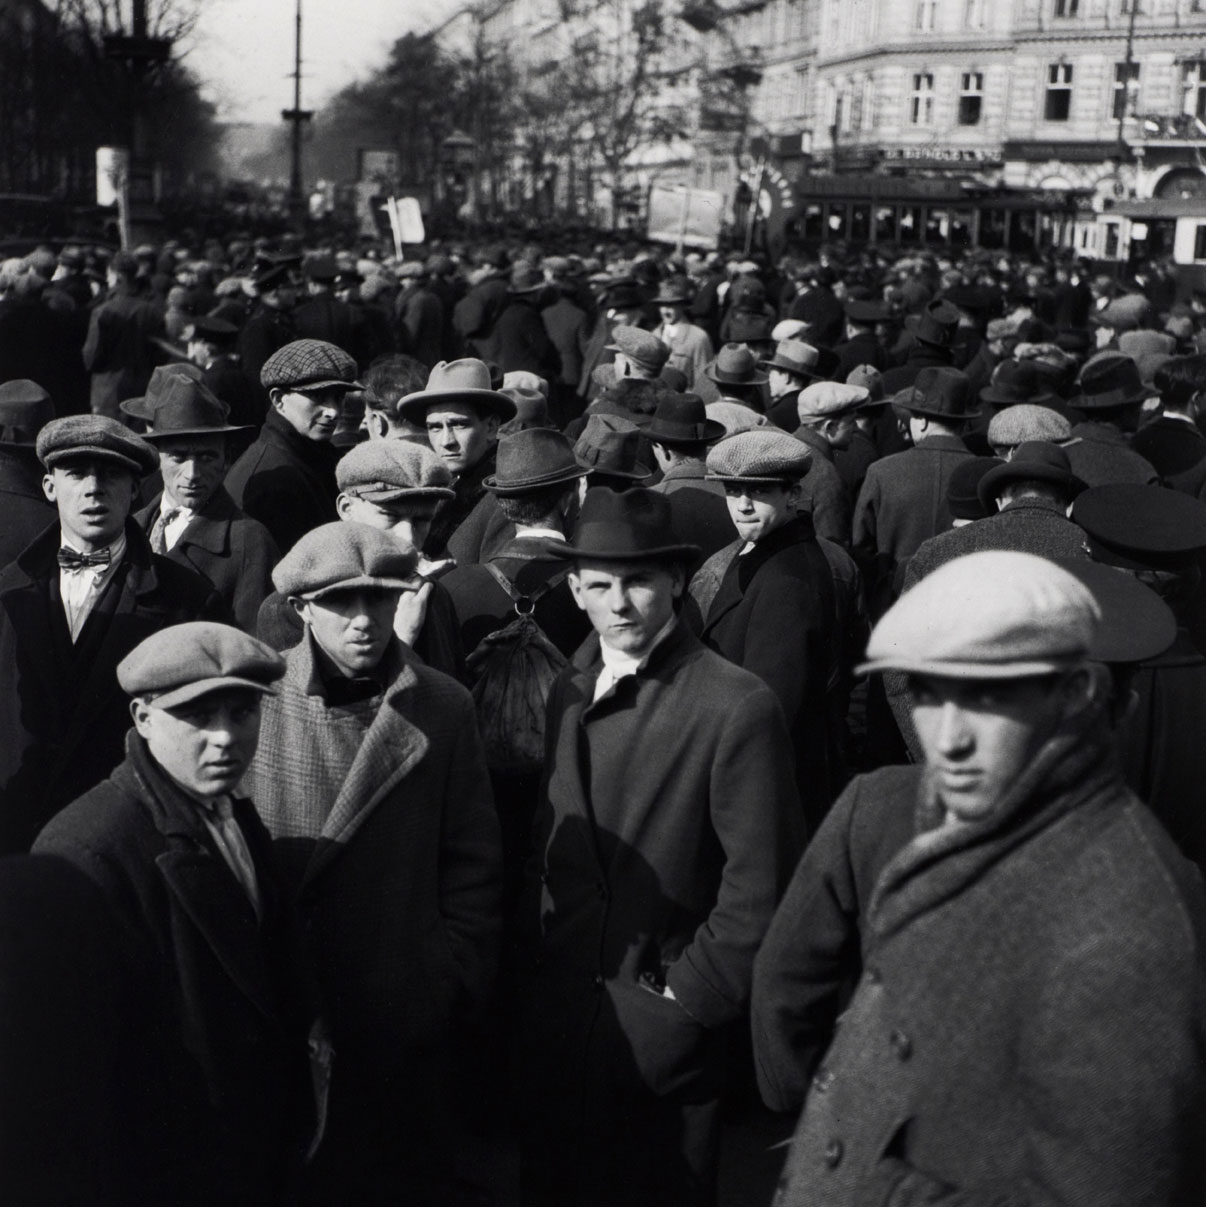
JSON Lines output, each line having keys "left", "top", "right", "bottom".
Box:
{"left": 1115, "top": 0, "right": 1139, "bottom": 168}
{"left": 281, "top": 0, "right": 313, "bottom": 233}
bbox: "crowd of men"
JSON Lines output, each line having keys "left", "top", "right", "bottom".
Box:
{"left": 0, "top": 231, "right": 1204, "bottom": 1206}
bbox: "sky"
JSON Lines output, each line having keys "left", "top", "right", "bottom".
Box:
{"left": 184, "top": 0, "right": 462, "bottom": 126}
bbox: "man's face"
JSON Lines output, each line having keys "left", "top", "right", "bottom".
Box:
{"left": 336, "top": 493, "right": 438, "bottom": 556}
{"left": 43, "top": 457, "right": 135, "bottom": 551}
{"left": 659, "top": 304, "right": 686, "bottom": 326}
{"left": 821, "top": 413, "right": 856, "bottom": 450}
{"left": 273, "top": 386, "right": 343, "bottom": 441}
{"left": 132, "top": 688, "right": 262, "bottom": 801}
{"left": 424, "top": 402, "right": 497, "bottom": 476}
{"left": 159, "top": 434, "right": 227, "bottom": 511}
{"left": 724, "top": 481, "right": 797, "bottom": 544}
{"left": 295, "top": 587, "right": 400, "bottom": 677}
{"left": 908, "top": 673, "right": 1071, "bottom": 825}
{"left": 768, "top": 368, "right": 801, "bottom": 400}
{"left": 185, "top": 336, "right": 210, "bottom": 368}
{"left": 569, "top": 558, "right": 683, "bottom": 657}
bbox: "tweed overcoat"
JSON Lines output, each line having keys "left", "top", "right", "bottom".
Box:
{"left": 652, "top": 321, "right": 714, "bottom": 389}
{"left": 768, "top": 761, "right": 1206, "bottom": 1207}
{"left": 515, "top": 621, "right": 804, "bottom": 1198}
{"left": 33, "top": 733, "right": 319, "bottom": 1206}
{"left": 0, "top": 519, "right": 226, "bottom": 853}
{"left": 135, "top": 486, "right": 281, "bottom": 633}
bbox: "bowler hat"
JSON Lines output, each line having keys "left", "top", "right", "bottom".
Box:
{"left": 261, "top": 339, "right": 363, "bottom": 393}
{"left": 947, "top": 456, "right": 1003, "bottom": 521}
{"left": 36, "top": 414, "right": 158, "bottom": 476}
{"left": 396, "top": 359, "right": 518, "bottom": 423}
{"left": 138, "top": 377, "right": 249, "bottom": 440}
{"left": 652, "top": 276, "right": 693, "bottom": 306}
{"left": 896, "top": 366, "right": 978, "bottom": 421}
{"left": 644, "top": 393, "right": 726, "bottom": 446}
{"left": 336, "top": 440, "right": 455, "bottom": 503}
{"left": 1072, "top": 484, "right": 1206, "bottom": 572}
{"left": 0, "top": 379, "right": 53, "bottom": 448}
{"left": 905, "top": 300, "right": 961, "bottom": 349}
{"left": 273, "top": 521, "right": 417, "bottom": 600}
{"left": 977, "top": 441, "right": 1086, "bottom": 509}
{"left": 1073, "top": 354, "right": 1155, "bottom": 411}
{"left": 303, "top": 255, "right": 338, "bottom": 282}
{"left": 556, "top": 487, "right": 699, "bottom": 563}
{"left": 573, "top": 414, "right": 653, "bottom": 480}
{"left": 118, "top": 622, "right": 284, "bottom": 710}
{"left": 979, "top": 359, "right": 1060, "bottom": 408}
{"left": 759, "top": 339, "right": 833, "bottom": 380}
{"left": 705, "top": 343, "right": 768, "bottom": 387}
{"left": 484, "top": 428, "right": 588, "bottom": 495}
{"left": 706, "top": 428, "right": 811, "bottom": 484}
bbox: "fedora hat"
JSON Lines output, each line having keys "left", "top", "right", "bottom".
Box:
{"left": 896, "top": 366, "right": 978, "bottom": 421}
{"left": 0, "top": 379, "right": 54, "bottom": 448}
{"left": 574, "top": 414, "right": 653, "bottom": 481}
{"left": 556, "top": 486, "right": 699, "bottom": 563}
{"left": 979, "top": 359, "right": 1060, "bottom": 408}
{"left": 759, "top": 339, "right": 836, "bottom": 381}
{"left": 396, "top": 359, "right": 518, "bottom": 423}
{"left": 139, "top": 377, "right": 248, "bottom": 440}
{"left": 977, "top": 441, "right": 1086, "bottom": 509}
{"left": 652, "top": 276, "right": 693, "bottom": 306}
{"left": 644, "top": 393, "right": 726, "bottom": 446}
{"left": 904, "top": 299, "right": 961, "bottom": 349}
{"left": 484, "top": 428, "right": 588, "bottom": 496}
{"left": 119, "top": 362, "right": 207, "bottom": 422}
{"left": 1073, "top": 353, "right": 1157, "bottom": 411}
{"left": 704, "top": 343, "right": 768, "bottom": 387}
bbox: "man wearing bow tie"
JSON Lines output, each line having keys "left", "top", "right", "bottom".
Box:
{"left": 0, "top": 415, "right": 226, "bottom": 853}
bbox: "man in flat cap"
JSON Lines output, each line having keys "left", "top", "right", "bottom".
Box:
{"left": 793, "top": 380, "right": 868, "bottom": 545}
{"left": 0, "top": 415, "right": 225, "bottom": 852}
{"left": 246, "top": 521, "right": 501, "bottom": 1203}
{"left": 225, "top": 337, "right": 361, "bottom": 552}
{"left": 33, "top": 622, "right": 321, "bottom": 1205}
{"left": 515, "top": 487, "right": 804, "bottom": 1207}
{"left": 758, "top": 550, "right": 1206, "bottom": 1207}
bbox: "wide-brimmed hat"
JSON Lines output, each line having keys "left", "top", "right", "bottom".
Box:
{"left": 574, "top": 414, "right": 653, "bottom": 480}
{"left": 977, "top": 441, "right": 1086, "bottom": 508}
{"left": 484, "top": 428, "right": 588, "bottom": 495}
{"left": 555, "top": 486, "right": 699, "bottom": 563}
{"left": 644, "top": 393, "right": 726, "bottom": 446}
{"left": 895, "top": 366, "right": 979, "bottom": 421}
{"left": 759, "top": 339, "right": 834, "bottom": 381}
{"left": 0, "top": 379, "right": 54, "bottom": 448}
{"left": 845, "top": 298, "right": 888, "bottom": 324}
{"left": 396, "top": 359, "right": 518, "bottom": 423}
{"left": 705, "top": 343, "right": 768, "bottom": 387}
{"left": 120, "top": 362, "right": 206, "bottom": 423}
{"left": 139, "top": 377, "right": 249, "bottom": 440}
{"left": 1073, "top": 353, "right": 1156, "bottom": 411}
{"left": 979, "top": 359, "right": 1060, "bottom": 408}
{"left": 904, "top": 300, "right": 961, "bottom": 349}
{"left": 652, "top": 276, "right": 693, "bottom": 306}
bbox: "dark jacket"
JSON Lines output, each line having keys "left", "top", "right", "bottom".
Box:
{"left": 833, "top": 330, "right": 886, "bottom": 379}
{"left": 651, "top": 463, "right": 739, "bottom": 567}
{"left": 0, "top": 520, "right": 226, "bottom": 853}
{"left": 292, "top": 292, "right": 373, "bottom": 369}
{"left": 794, "top": 425, "right": 853, "bottom": 545}
{"left": 1131, "top": 414, "right": 1206, "bottom": 484}
{"left": 202, "top": 353, "right": 263, "bottom": 428}
{"left": 425, "top": 446, "right": 497, "bottom": 557}
{"left": 878, "top": 344, "right": 954, "bottom": 397}
{"left": 33, "top": 734, "right": 319, "bottom": 1206}
{"left": 0, "top": 449, "right": 55, "bottom": 567}
{"left": 224, "top": 408, "right": 339, "bottom": 553}
{"left": 135, "top": 487, "right": 281, "bottom": 633}
{"left": 395, "top": 283, "right": 445, "bottom": 368}
{"left": 82, "top": 285, "right": 165, "bottom": 417}
{"left": 542, "top": 293, "right": 590, "bottom": 388}
{"left": 476, "top": 296, "right": 560, "bottom": 381}
{"left": 788, "top": 285, "right": 844, "bottom": 347}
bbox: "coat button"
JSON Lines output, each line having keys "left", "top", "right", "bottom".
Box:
{"left": 823, "top": 1138, "right": 843, "bottom": 1168}
{"left": 593, "top": 974, "right": 604, "bottom": 989}
{"left": 812, "top": 1067, "right": 834, "bottom": 1093}
{"left": 890, "top": 1029, "right": 913, "bottom": 1060}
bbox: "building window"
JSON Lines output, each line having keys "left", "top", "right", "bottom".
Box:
{"left": 964, "top": 0, "right": 985, "bottom": 26}
{"left": 911, "top": 72, "right": 935, "bottom": 125}
{"left": 959, "top": 71, "right": 983, "bottom": 125}
{"left": 1045, "top": 63, "right": 1073, "bottom": 121}
{"left": 1112, "top": 62, "right": 1139, "bottom": 120}
{"left": 1053, "top": 0, "right": 1079, "bottom": 15}
{"left": 915, "top": 0, "right": 937, "bottom": 32}
{"left": 1183, "top": 60, "right": 1206, "bottom": 120}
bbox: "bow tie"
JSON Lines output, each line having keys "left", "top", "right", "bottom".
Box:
{"left": 58, "top": 547, "right": 111, "bottom": 572}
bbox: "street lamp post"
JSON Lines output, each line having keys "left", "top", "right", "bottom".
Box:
{"left": 281, "top": 0, "right": 314, "bottom": 234}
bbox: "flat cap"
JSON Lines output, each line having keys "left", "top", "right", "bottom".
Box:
{"left": 36, "top": 414, "right": 157, "bottom": 476}
{"left": 859, "top": 551, "right": 1100, "bottom": 679}
{"left": 118, "top": 622, "right": 284, "bottom": 710}
{"left": 797, "top": 381, "right": 870, "bottom": 419}
{"left": 846, "top": 364, "right": 885, "bottom": 402}
{"left": 986, "top": 404, "right": 1071, "bottom": 448}
{"left": 607, "top": 326, "right": 671, "bottom": 373}
{"left": 272, "top": 521, "right": 417, "bottom": 600}
{"left": 261, "top": 339, "right": 362, "bottom": 392}
{"left": 706, "top": 401, "right": 768, "bottom": 437}
{"left": 771, "top": 319, "right": 809, "bottom": 343}
{"left": 706, "top": 428, "right": 811, "bottom": 484}
{"left": 336, "top": 440, "right": 455, "bottom": 503}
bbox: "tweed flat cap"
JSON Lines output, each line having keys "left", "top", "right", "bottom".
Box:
{"left": 1094, "top": 293, "right": 1153, "bottom": 332}
{"left": 797, "top": 381, "right": 869, "bottom": 419}
{"left": 502, "top": 371, "right": 549, "bottom": 398}
{"left": 986, "top": 404, "right": 1071, "bottom": 448}
{"left": 846, "top": 364, "right": 885, "bottom": 403}
{"left": 336, "top": 440, "right": 454, "bottom": 503}
{"left": 607, "top": 326, "right": 671, "bottom": 373}
{"left": 37, "top": 414, "right": 157, "bottom": 475}
{"left": 706, "top": 428, "right": 811, "bottom": 484}
{"left": 1118, "top": 329, "right": 1176, "bottom": 360}
{"left": 118, "top": 622, "right": 284, "bottom": 710}
{"left": 261, "top": 339, "right": 362, "bottom": 392}
{"left": 706, "top": 401, "right": 768, "bottom": 437}
{"left": 273, "top": 521, "right": 417, "bottom": 600}
{"left": 859, "top": 550, "right": 1100, "bottom": 679}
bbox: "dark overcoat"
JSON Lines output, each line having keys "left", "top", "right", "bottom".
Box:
{"left": 515, "top": 621, "right": 804, "bottom": 1203}
{"left": 394, "top": 283, "right": 445, "bottom": 368}
{"left": 652, "top": 465, "right": 739, "bottom": 567}
{"left": 135, "top": 486, "right": 280, "bottom": 633}
{"left": 793, "top": 425, "right": 852, "bottom": 545}
{"left": 82, "top": 286, "right": 164, "bottom": 417}
{"left": 0, "top": 448, "right": 54, "bottom": 567}
{"left": 33, "top": 734, "right": 319, "bottom": 1206}
{"left": 477, "top": 297, "right": 561, "bottom": 380}
{"left": 0, "top": 520, "right": 225, "bottom": 853}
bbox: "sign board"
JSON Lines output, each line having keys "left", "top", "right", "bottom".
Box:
{"left": 96, "top": 146, "right": 128, "bottom": 207}
{"left": 881, "top": 145, "right": 1003, "bottom": 167}
{"left": 647, "top": 185, "right": 725, "bottom": 249}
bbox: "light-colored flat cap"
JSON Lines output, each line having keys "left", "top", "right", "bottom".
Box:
{"left": 771, "top": 319, "right": 809, "bottom": 343}
{"left": 272, "top": 521, "right": 416, "bottom": 600}
{"left": 986, "top": 403, "right": 1071, "bottom": 448}
{"left": 706, "top": 428, "right": 811, "bottom": 484}
{"left": 858, "top": 550, "right": 1100, "bottom": 679}
{"left": 118, "top": 622, "right": 284, "bottom": 709}
{"left": 797, "top": 380, "right": 870, "bottom": 419}
{"left": 705, "top": 401, "right": 768, "bottom": 436}
{"left": 336, "top": 440, "right": 455, "bottom": 502}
